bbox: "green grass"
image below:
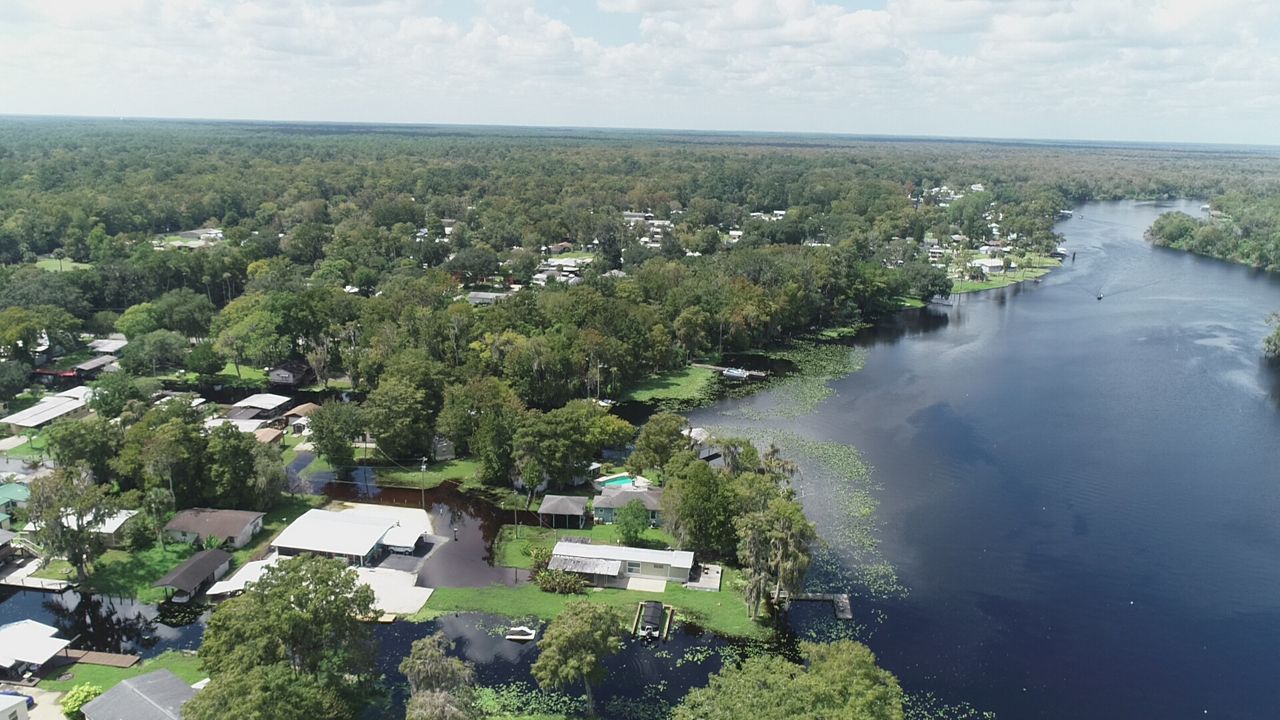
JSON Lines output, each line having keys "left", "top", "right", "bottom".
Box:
{"left": 495, "top": 524, "right": 678, "bottom": 569}
{"left": 231, "top": 494, "right": 328, "bottom": 566}
{"left": 300, "top": 375, "right": 353, "bottom": 392}
{"left": 896, "top": 295, "right": 926, "bottom": 309}
{"left": 151, "top": 361, "right": 267, "bottom": 389}
{"left": 620, "top": 365, "right": 716, "bottom": 403}
{"left": 952, "top": 257, "right": 1061, "bottom": 294}
{"left": 2, "top": 435, "right": 46, "bottom": 459}
{"left": 34, "top": 544, "right": 198, "bottom": 603}
{"left": 374, "top": 458, "right": 482, "bottom": 489}
{"left": 35, "top": 257, "right": 91, "bottom": 272}
{"left": 412, "top": 566, "right": 763, "bottom": 638}
{"left": 39, "top": 650, "right": 205, "bottom": 692}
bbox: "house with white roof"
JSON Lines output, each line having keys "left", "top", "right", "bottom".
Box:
{"left": 1, "top": 386, "right": 93, "bottom": 434}
{"left": 229, "top": 393, "right": 292, "bottom": 418}
{"left": 548, "top": 541, "right": 695, "bottom": 589}
{"left": 25, "top": 509, "right": 138, "bottom": 548}
{"left": 271, "top": 505, "right": 432, "bottom": 566}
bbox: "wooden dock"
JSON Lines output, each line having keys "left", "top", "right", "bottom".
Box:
{"left": 780, "top": 592, "right": 854, "bottom": 620}
{"left": 59, "top": 649, "right": 141, "bottom": 668}
{"left": 691, "top": 363, "right": 768, "bottom": 380}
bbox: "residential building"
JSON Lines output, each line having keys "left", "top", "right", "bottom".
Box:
{"left": 267, "top": 361, "right": 311, "bottom": 388}
{"left": 229, "top": 393, "right": 292, "bottom": 419}
{"left": 25, "top": 509, "right": 138, "bottom": 548}
{"left": 1, "top": 386, "right": 92, "bottom": 434}
{"left": 82, "top": 669, "right": 197, "bottom": 720}
{"left": 271, "top": 506, "right": 431, "bottom": 566}
{"left": 164, "top": 508, "right": 265, "bottom": 549}
{"left": 593, "top": 483, "right": 663, "bottom": 525}
{"left": 0, "top": 620, "right": 71, "bottom": 678}
{"left": 0, "top": 691, "right": 27, "bottom": 720}
{"left": 548, "top": 541, "right": 694, "bottom": 588}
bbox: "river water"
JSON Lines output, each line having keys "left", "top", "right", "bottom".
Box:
{"left": 691, "top": 200, "right": 1280, "bottom": 719}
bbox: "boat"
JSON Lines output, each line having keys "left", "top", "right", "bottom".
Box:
{"left": 505, "top": 626, "right": 537, "bottom": 642}
{"left": 1097, "top": 293, "right": 1103, "bottom": 301}
{"left": 721, "top": 367, "right": 750, "bottom": 381}
{"left": 637, "top": 601, "right": 666, "bottom": 640}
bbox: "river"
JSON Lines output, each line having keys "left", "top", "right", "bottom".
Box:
{"left": 690, "top": 199, "right": 1280, "bottom": 719}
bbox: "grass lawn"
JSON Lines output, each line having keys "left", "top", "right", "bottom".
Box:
{"left": 152, "top": 361, "right": 267, "bottom": 389}
{"left": 3, "top": 435, "right": 46, "bottom": 459}
{"left": 301, "top": 454, "right": 334, "bottom": 478}
{"left": 374, "top": 458, "right": 482, "bottom": 489}
{"left": 620, "top": 366, "right": 716, "bottom": 403}
{"left": 495, "top": 524, "right": 678, "bottom": 569}
{"left": 300, "top": 375, "right": 353, "bottom": 392}
{"left": 952, "top": 257, "right": 1061, "bottom": 294}
{"left": 39, "top": 650, "right": 205, "bottom": 693}
{"left": 34, "top": 544, "right": 197, "bottom": 603}
{"left": 35, "top": 257, "right": 91, "bottom": 272}
{"left": 412, "top": 566, "right": 762, "bottom": 638}
{"left": 231, "top": 494, "right": 328, "bottom": 566}
{"left": 896, "top": 295, "right": 926, "bottom": 309}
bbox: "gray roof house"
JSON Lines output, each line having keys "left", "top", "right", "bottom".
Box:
{"left": 537, "top": 495, "right": 589, "bottom": 528}
{"left": 593, "top": 485, "right": 663, "bottom": 525}
{"left": 151, "top": 549, "right": 232, "bottom": 601}
{"left": 82, "top": 669, "right": 196, "bottom": 720}
{"left": 165, "top": 509, "right": 265, "bottom": 550}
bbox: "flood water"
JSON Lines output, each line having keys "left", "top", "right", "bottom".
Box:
{"left": 691, "top": 200, "right": 1280, "bottom": 719}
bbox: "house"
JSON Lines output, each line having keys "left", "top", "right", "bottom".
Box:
{"left": 537, "top": 495, "right": 589, "bottom": 529}
{"left": 74, "top": 354, "right": 118, "bottom": 379}
{"left": 466, "top": 291, "right": 512, "bottom": 306}
{"left": 81, "top": 669, "right": 197, "bottom": 720}
{"left": 1, "top": 386, "right": 93, "bottom": 434}
{"left": 548, "top": 541, "right": 694, "bottom": 588}
{"left": 593, "top": 483, "right": 663, "bottom": 526}
{"left": 152, "top": 549, "right": 232, "bottom": 602}
{"left": 0, "top": 482, "right": 30, "bottom": 514}
{"left": 0, "top": 620, "right": 71, "bottom": 678}
{"left": 271, "top": 506, "right": 431, "bottom": 566}
{"left": 0, "top": 529, "right": 15, "bottom": 564}
{"left": 970, "top": 258, "right": 1006, "bottom": 275}
{"left": 253, "top": 428, "right": 283, "bottom": 445}
{"left": 547, "top": 242, "right": 574, "bottom": 254}
{"left": 26, "top": 509, "right": 138, "bottom": 548}
{"left": 267, "top": 361, "right": 311, "bottom": 388}
{"left": 207, "top": 555, "right": 279, "bottom": 597}
{"left": 230, "top": 393, "right": 292, "bottom": 419}
{"left": 88, "top": 336, "right": 128, "bottom": 355}
{"left": 0, "top": 691, "right": 28, "bottom": 720}
{"left": 203, "top": 417, "right": 265, "bottom": 434}
{"left": 165, "top": 508, "right": 265, "bottom": 549}
{"left": 286, "top": 403, "right": 320, "bottom": 435}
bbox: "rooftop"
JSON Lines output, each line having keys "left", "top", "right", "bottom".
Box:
{"left": 88, "top": 337, "right": 128, "bottom": 354}
{"left": 538, "top": 495, "right": 588, "bottom": 516}
{"left": 231, "top": 393, "right": 291, "bottom": 412}
{"left": 594, "top": 484, "right": 663, "bottom": 511}
{"left": 208, "top": 554, "right": 279, "bottom": 596}
{"left": 152, "top": 548, "right": 232, "bottom": 595}
{"left": 165, "top": 508, "right": 264, "bottom": 541}
{"left": 26, "top": 509, "right": 137, "bottom": 535}
{"left": 203, "top": 417, "right": 266, "bottom": 433}
{"left": 550, "top": 540, "right": 693, "bottom": 569}
{"left": 82, "top": 668, "right": 196, "bottom": 720}
{"left": 0, "top": 482, "right": 31, "bottom": 504}
{"left": 0, "top": 386, "right": 92, "bottom": 428}
{"left": 271, "top": 504, "right": 432, "bottom": 558}
{"left": 287, "top": 402, "right": 322, "bottom": 417}
{"left": 0, "top": 619, "right": 70, "bottom": 669}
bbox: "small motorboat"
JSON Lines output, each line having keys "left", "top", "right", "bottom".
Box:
{"left": 637, "top": 601, "right": 666, "bottom": 640}
{"left": 1096, "top": 293, "right": 1103, "bottom": 301}
{"left": 505, "top": 626, "right": 537, "bottom": 642}
{"left": 721, "top": 367, "right": 750, "bottom": 381}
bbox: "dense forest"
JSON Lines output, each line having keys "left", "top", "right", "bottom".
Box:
{"left": 1148, "top": 193, "right": 1280, "bottom": 272}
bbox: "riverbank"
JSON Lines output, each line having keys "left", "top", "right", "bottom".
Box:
{"left": 952, "top": 255, "right": 1062, "bottom": 294}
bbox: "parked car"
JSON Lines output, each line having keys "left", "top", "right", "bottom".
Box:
{"left": 0, "top": 690, "right": 34, "bottom": 709}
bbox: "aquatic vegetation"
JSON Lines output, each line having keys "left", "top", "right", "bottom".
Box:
{"left": 472, "top": 681, "right": 585, "bottom": 717}
{"left": 727, "top": 342, "right": 867, "bottom": 418}
{"left": 904, "top": 692, "right": 998, "bottom": 720}
{"left": 602, "top": 685, "right": 672, "bottom": 720}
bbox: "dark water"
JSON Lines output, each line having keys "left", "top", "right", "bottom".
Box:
{"left": 693, "top": 200, "right": 1280, "bottom": 720}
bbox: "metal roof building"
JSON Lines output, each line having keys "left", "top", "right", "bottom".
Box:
{"left": 82, "top": 669, "right": 196, "bottom": 720}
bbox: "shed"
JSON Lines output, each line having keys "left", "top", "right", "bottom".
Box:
{"left": 0, "top": 483, "right": 30, "bottom": 512}
{"left": 75, "top": 354, "right": 117, "bottom": 377}
{"left": 287, "top": 402, "right": 322, "bottom": 418}
{"left": 253, "top": 428, "right": 284, "bottom": 444}
{"left": 537, "top": 495, "right": 588, "bottom": 528}
{"left": 88, "top": 337, "right": 128, "bottom": 355}
{"left": 82, "top": 669, "right": 196, "bottom": 720}
{"left": 165, "top": 508, "right": 265, "bottom": 549}
{"left": 152, "top": 549, "right": 232, "bottom": 600}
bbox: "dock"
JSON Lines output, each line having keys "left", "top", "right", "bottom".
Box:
{"left": 57, "top": 649, "right": 141, "bottom": 668}
{"left": 779, "top": 591, "right": 853, "bottom": 620}
{"left": 0, "top": 556, "right": 73, "bottom": 592}
{"left": 691, "top": 363, "right": 768, "bottom": 380}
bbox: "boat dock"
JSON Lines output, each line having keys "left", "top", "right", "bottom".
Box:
{"left": 0, "top": 556, "right": 72, "bottom": 592}
{"left": 691, "top": 363, "right": 768, "bottom": 380}
{"left": 779, "top": 591, "right": 853, "bottom": 620}
{"left": 57, "top": 649, "right": 141, "bottom": 668}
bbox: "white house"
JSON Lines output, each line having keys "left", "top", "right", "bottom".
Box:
{"left": 271, "top": 505, "right": 431, "bottom": 566}
{"left": 1, "top": 386, "right": 92, "bottom": 434}
{"left": 0, "top": 619, "right": 71, "bottom": 677}
{"left": 548, "top": 541, "right": 695, "bottom": 589}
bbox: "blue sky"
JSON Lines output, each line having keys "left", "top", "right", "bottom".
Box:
{"left": 1, "top": 0, "right": 1277, "bottom": 144}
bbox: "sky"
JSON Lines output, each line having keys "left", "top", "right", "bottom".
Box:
{"left": 1, "top": 0, "right": 1278, "bottom": 144}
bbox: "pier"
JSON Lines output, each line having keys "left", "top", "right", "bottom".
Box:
{"left": 690, "top": 363, "right": 769, "bottom": 380}
{"left": 778, "top": 591, "right": 853, "bottom": 620}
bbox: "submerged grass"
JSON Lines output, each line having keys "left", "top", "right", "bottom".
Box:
{"left": 727, "top": 341, "right": 867, "bottom": 419}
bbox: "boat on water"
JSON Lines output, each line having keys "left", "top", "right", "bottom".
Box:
{"left": 637, "top": 601, "right": 667, "bottom": 640}
{"left": 721, "top": 367, "right": 750, "bottom": 380}
{"left": 505, "top": 626, "right": 537, "bottom": 642}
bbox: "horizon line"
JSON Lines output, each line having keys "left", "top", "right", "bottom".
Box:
{"left": 1, "top": 111, "right": 1276, "bottom": 152}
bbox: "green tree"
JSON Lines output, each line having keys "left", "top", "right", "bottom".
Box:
{"left": 530, "top": 601, "right": 624, "bottom": 717}
{"left": 614, "top": 499, "right": 650, "bottom": 546}
{"left": 26, "top": 467, "right": 118, "bottom": 583}
{"left": 626, "top": 411, "right": 688, "bottom": 475}
{"left": 673, "top": 640, "right": 904, "bottom": 720}
{"left": 196, "top": 555, "right": 378, "bottom": 719}
{"left": 399, "top": 632, "right": 475, "bottom": 695}
{"left": 662, "top": 453, "right": 738, "bottom": 559}
{"left": 206, "top": 423, "right": 262, "bottom": 509}
{"left": 186, "top": 341, "right": 225, "bottom": 377}
{"left": 0, "top": 360, "right": 31, "bottom": 403}
{"left": 736, "top": 497, "right": 815, "bottom": 616}
{"left": 118, "top": 329, "right": 188, "bottom": 375}
{"left": 309, "top": 401, "right": 362, "bottom": 477}
{"left": 88, "top": 371, "right": 148, "bottom": 418}
{"left": 1266, "top": 313, "right": 1280, "bottom": 359}
{"left": 183, "top": 663, "right": 349, "bottom": 720}
{"left": 115, "top": 302, "right": 160, "bottom": 339}
{"left": 142, "top": 487, "right": 175, "bottom": 548}
{"left": 46, "top": 417, "right": 123, "bottom": 485}
{"left": 61, "top": 682, "right": 104, "bottom": 720}
{"left": 405, "top": 691, "right": 472, "bottom": 720}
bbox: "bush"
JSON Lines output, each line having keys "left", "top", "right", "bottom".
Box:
{"left": 533, "top": 568, "right": 586, "bottom": 594}
{"left": 122, "top": 514, "right": 157, "bottom": 551}
{"left": 527, "top": 545, "right": 552, "bottom": 572}
{"left": 62, "top": 683, "right": 104, "bottom": 720}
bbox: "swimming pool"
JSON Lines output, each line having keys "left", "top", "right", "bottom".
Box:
{"left": 602, "top": 476, "right": 635, "bottom": 487}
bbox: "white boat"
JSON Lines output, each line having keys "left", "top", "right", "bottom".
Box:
{"left": 505, "top": 626, "right": 537, "bottom": 642}
{"left": 721, "top": 367, "right": 750, "bottom": 380}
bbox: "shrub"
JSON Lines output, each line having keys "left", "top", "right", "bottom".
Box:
{"left": 527, "top": 545, "right": 552, "bottom": 572}
{"left": 533, "top": 568, "right": 586, "bottom": 594}
{"left": 62, "top": 683, "right": 104, "bottom": 720}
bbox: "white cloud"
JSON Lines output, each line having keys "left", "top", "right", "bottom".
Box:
{"left": 0, "top": 0, "right": 1277, "bottom": 143}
